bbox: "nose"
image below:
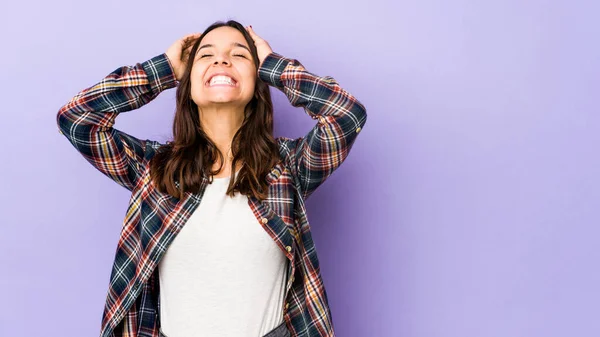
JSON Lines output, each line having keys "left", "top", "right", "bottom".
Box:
{"left": 213, "top": 53, "right": 231, "bottom": 66}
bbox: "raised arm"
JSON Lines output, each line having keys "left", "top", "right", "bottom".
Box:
{"left": 56, "top": 34, "right": 199, "bottom": 192}
{"left": 56, "top": 53, "right": 177, "bottom": 191}
{"left": 257, "top": 52, "right": 367, "bottom": 199}
{"left": 245, "top": 26, "right": 367, "bottom": 200}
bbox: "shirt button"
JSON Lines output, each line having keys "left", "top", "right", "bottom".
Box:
{"left": 356, "top": 127, "right": 362, "bottom": 133}
{"left": 58, "top": 129, "right": 63, "bottom": 135}
{"left": 261, "top": 218, "right": 268, "bottom": 224}
{"left": 285, "top": 303, "right": 289, "bottom": 310}
{"left": 285, "top": 245, "right": 292, "bottom": 252}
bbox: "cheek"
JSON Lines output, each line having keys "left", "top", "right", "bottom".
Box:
{"left": 189, "top": 68, "right": 207, "bottom": 104}
{"left": 241, "top": 72, "right": 257, "bottom": 92}
{"left": 245, "top": 79, "right": 256, "bottom": 94}
{"left": 190, "top": 67, "right": 204, "bottom": 88}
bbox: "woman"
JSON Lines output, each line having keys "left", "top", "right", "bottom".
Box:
{"left": 57, "top": 20, "right": 367, "bottom": 337}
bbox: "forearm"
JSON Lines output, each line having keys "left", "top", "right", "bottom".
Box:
{"left": 258, "top": 52, "right": 367, "bottom": 122}
{"left": 57, "top": 53, "right": 177, "bottom": 133}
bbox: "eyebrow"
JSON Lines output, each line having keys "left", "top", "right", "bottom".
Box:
{"left": 198, "top": 42, "right": 251, "bottom": 53}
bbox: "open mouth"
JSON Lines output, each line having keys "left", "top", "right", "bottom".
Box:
{"left": 206, "top": 75, "right": 238, "bottom": 87}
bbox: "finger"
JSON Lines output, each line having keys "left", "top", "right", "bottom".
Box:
{"left": 183, "top": 33, "right": 201, "bottom": 44}
{"left": 245, "top": 25, "right": 257, "bottom": 38}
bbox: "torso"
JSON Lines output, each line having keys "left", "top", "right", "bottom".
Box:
{"left": 158, "top": 173, "right": 288, "bottom": 337}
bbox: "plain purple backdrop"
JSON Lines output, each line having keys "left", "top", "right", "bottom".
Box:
{"left": 1, "top": 0, "right": 599, "bottom": 336}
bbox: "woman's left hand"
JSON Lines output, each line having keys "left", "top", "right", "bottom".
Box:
{"left": 245, "top": 25, "right": 273, "bottom": 68}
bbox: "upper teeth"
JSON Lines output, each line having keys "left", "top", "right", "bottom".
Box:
{"left": 209, "top": 75, "right": 235, "bottom": 86}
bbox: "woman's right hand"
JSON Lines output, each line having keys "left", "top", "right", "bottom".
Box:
{"left": 166, "top": 33, "right": 201, "bottom": 81}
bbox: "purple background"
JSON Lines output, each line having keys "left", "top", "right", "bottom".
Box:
{"left": 2, "top": 0, "right": 599, "bottom": 336}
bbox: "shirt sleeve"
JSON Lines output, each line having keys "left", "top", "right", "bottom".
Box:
{"left": 258, "top": 52, "right": 368, "bottom": 200}
{"left": 56, "top": 53, "right": 178, "bottom": 192}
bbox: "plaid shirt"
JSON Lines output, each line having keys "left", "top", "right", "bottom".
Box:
{"left": 57, "top": 51, "right": 367, "bottom": 337}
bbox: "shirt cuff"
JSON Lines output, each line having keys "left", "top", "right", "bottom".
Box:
{"left": 141, "top": 53, "right": 178, "bottom": 93}
{"left": 258, "top": 52, "right": 293, "bottom": 89}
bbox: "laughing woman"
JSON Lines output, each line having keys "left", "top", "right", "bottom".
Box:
{"left": 56, "top": 20, "right": 367, "bottom": 337}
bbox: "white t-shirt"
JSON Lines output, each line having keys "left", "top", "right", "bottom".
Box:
{"left": 158, "top": 174, "right": 288, "bottom": 337}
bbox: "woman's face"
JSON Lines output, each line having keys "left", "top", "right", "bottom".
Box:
{"left": 190, "top": 26, "right": 256, "bottom": 110}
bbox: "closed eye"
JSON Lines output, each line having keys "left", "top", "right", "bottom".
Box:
{"left": 199, "top": 54, "right": 247, "bottom": 59}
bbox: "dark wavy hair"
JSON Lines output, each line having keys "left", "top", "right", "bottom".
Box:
{"left": 149, "top": 20, "right": 280, "bottom": 200}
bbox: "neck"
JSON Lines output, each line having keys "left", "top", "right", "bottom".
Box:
{"left": 199, "top": 105, "right": 245, "bottom": 175}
